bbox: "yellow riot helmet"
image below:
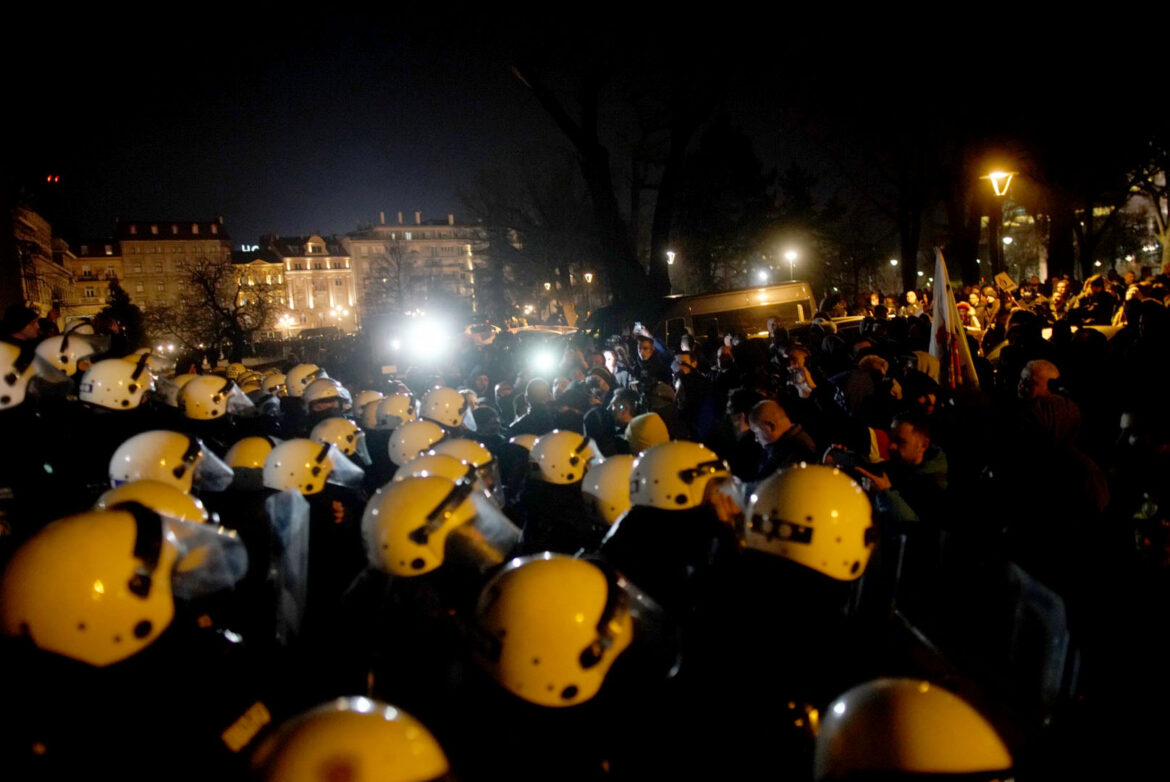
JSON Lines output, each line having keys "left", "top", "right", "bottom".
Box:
{"left": 473, "top": 554, "right": 635, "bottom": 708}
{"left": 255, "top": 697, "right": 449, "bottom": 782}
{"left": 263, "top": 439, "right": 365, "bottom": 496}
{"left": 79, "top": 355, "right": 155, "bottom": 410}
{"left": 95, "top": 480, "right": 209, "bottom": 524}
{"left": 814, "top": 678, "right": 1013, "bottom": 780}
{"left": 285, "top": 363, "right": 326, "bottom": 398}
{"left": 373, "top": 393, "right": 416, "bottom": 431}
{"left": 362, "top": 475, "right": 478, "bottom": 576}
{"left": 394, "top": 453, "right": 473, "bottom": 484}
{"left": 109, "top": 431, "right": 234, "bottom": 493}
{"left": 529, "top": 430, "right": 598, "bottom": 485}
{"left": 352, "top": 390, "right": 383, "bottom": 413}
{"left": 629, "top": 441, "right": 730, "bottom": 510}
{"left": 261, "top": 373, "right": 287, "bottom": 397}
{"left": 35, "top": 330, "right": 96, "bottom": 375}
{"left": 388, "top": 420, "right": 446, "bottom": 466}
{"left": 508, "top": 433, "right": 538, "bottom": 451}
{"left": 0, "top": 507, "right": 180, "bottom": 666}
{"left": 178, "top": 375, "right": 244, "bottom": 420}
{"left": 420, "top": 385, "right": 471, "bottom": 430}
{"left": 311, "top": 416, "right": 364, "bottom": 458}
{"left": 582, "top": 454, "right": 635, "bottom": 525}
{"left": 745, "top": 464, "right": 874, "bottom": 581}
{"left": 226, "top": 436, "right": 278, "bottom": 470}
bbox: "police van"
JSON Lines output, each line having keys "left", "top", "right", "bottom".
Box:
{"left": 653, "top": 281, "right": 818, "bottom": 349}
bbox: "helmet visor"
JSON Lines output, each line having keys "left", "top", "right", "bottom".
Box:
{"left": 445, "top": 491, "right": 522, "bottom": 573}
{"left": 325, "top": 443, "right": 366, "bottom": 488}
{"left": 166, "top": 518, "right": 249, "bottom": 599}
{"left": 223, "top": 382, "right": 255, "bottom": 415}
{"left": 192, "top": 446, "right": 235, "bottom": 492}
{"left": 265, "top": 489, "right": 311, "bottom": 645}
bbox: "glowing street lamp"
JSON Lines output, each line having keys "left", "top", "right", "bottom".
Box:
{"left": 784, "top": 250, "right": 797, "bottom": 280}
{"left": 543, "top": 281, "right": 552, "bottom": 291}
{"left": 889, "top": 258, "right": 899, "bottom": 267}
{"left": 982, "top": 170, "right": 1016, "bottom": 197}
{"left": 584, "top": 272, "right": 593, "bottom": 284}
{"left": 666, "top": 250, "right": 675, "bottom": 266}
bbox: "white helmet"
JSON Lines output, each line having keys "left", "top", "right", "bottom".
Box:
{"left": 362, "top": 476, "right": 477, "bottom": 577}
{"left": 431, "top": 438, "right": 500, "bottom": 496}
{"left": 285, "top": 363, "right": 327, "bottom": 398}
{"left": 420, "top": 385, "right": 472, "bottom": 430}
{"left": 225, "top": 436, "right": 278, "bottom": 470}
{"left": 582, "top": 454, "right": 635, "bottom": 525}
{"left": 35, "top": 331, "right": 95, "bottom": 375}
{"left": 394, "top": 452, "right": 473, "bottom": 483}
{"left": 815, "top": 678, "right": 1013, "bottom": 780}
{"left": 745, "top": 464, "right": 874, "bottom": 581}
{"left": 352, "top": 390, "right": 383, "bottom": 412}
{"left": 310, "top": 417, "right": 364, "bottom": 458}
{"left": 225, "top": 362, "right": 247, "bottom": 380}
{"left": 388, "top": 420, "right": 446, "bottom": 466}
{"left": 263, "top": 438, "right": 364, "bottom": 495}
{"left": 109, "top": 431, "right": 234, "bottom": 493}
{"left": 303, "top": 377, "right": 352, "bottom": 410}
{"left": 261, "top": 373, "right": 287, "bottom": 397}
{"left": 530, "top": 430, "right": 598, "bottom": 485}
{"left": 629, "top": 441, "right": 730, "bottom": 510}
{"left": 372, "top": 393, "right": 416, "bottom": 431}
{"left": 79, "top": 356, "right": 155, "bottom": 410}
{"left": 178, "top": 375, "right": 250, "bottom": 420}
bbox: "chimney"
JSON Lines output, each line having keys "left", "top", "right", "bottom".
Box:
{"left": 414, "top": 211, "right": 421, "bottom": 225}
{"left": 379, "top": 211, "right": 385, "bottom": 225}
{"left": 397, "top": 212, "right": 403, "bottom": 225}
{"left": 448, "top": 214, "right": 454, "bottom": 225}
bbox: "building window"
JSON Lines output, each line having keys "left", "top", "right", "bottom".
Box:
{"left": 154, "top": 263, "right": 163, "bottom": 273}
{"left": 84, "top": 287, "right": 96, "bottom": 299}
{"left": 171, "top": 225, "right": 178, "bottom": 235}
{"left": 192, "top": 224, "right": 199, "bottom": 234}
{"left": 210, "top": 224, "right": 218, "bottom": 235}
{"left": 150, "top": 225, "right": 158, "bottom": 235}
{"left": 313, "top": 263, "right": 323, "bottom": 270}
{"left": 404, "top": 232, "right": 412, "bottom": 240}
{"left": 129, "top": 225, "right": 138, "bottom": 235}
{"left": 105, "top": 245, "right": 113, "bottom": 256}
{"left": 135, "top": 282, "right": 145, "bottom": 293}
{"left": 106, "top": 266, "right": 115, "bottom": 277}
{"left": 82, "top": 265, "right": 91, "bottom": 277}
{"left": 80, "top": 245, "right": 89, "bottom": 255}
{"left": 156, "top": 281, "right": 165, "bottom": 292}
{"left": 334, "top": 279, "right": 343, "bottom": 286}
{"left": 133, "top": 263, "right": 143, "bottom": 273}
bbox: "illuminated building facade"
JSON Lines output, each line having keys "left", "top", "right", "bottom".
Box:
{"left": 261, "top": 234, "right": 358, "bottom": 335}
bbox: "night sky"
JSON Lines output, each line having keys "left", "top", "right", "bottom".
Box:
{"left": 10, "top": 10, "right": 1155, "bottom": 248}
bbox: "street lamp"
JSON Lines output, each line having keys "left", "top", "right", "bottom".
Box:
{"left": 583, "top": 272, "right": 593, "bottom": 284}
{"left": 981, "top": 169, "right": 1017, "bottom": 275}
{"left": 889, "top": 258, "right": 899, "bottom": 267}
{"left": 666, "top": 250, "right": 675, "bottom": 265}
{"left": 784, "top": 250, "right": 797, "bottom": 280}
{"left": 583, "top": 272, "right": 593, "bottom": 313}
{"left": 543, "top": 281, "right": 551, "bottom": 291}
{"left": 982, "top": 170, "right": 1016, "bottom": 197}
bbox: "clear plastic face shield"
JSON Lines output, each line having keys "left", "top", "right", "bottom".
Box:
{"left": 108, "top": 501, "right": 248, "bottom": 600}
{"left": 263, "top": 490, "right": 310, "bottom": 645}
{"left": 451, "top": 490, "right": 522, "bottom": 573}
{"left": 222, "top": 380, "right": 256, "bottom": 415}
{"left": 322, "top": 443, "right": 366, "bottom": 489}
{"left": 191, "top": 441, "right": 236, "bottom": 493}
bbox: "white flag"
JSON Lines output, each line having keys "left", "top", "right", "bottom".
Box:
{"left": 929, "top": 248, "right": 980, "bottom": 389}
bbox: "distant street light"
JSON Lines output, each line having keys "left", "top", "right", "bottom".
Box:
{"left": 666, "top": 250, "right": 676, "bottom": 266}
{"left": 981, "top": 169, "right": 1017, "bottom": 275}
{"left": 784, "top": 250, "right": 797, "bottom": 280}
{"left": 889, "top": 258, "right": 899, "bottom": 267}
{"left": 583, "top": 272, "right": 593, "bottom": 312}
{"left": 584, "top": 272, "right": 593, "bottom": 284}
{"left": 757, "top": 269, "right": 769, "bottom": 283}
{"left": 543, "top": 281, "right": 551, "bottom": 291}
{"left": 1002, "top": 236, "right": 1013, "bottom": 246}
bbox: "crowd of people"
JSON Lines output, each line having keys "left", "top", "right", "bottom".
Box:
{"left": 0, "top": 262, "right": 1168, "bottom": 779}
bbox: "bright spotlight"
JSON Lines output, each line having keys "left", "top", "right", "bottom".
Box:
{"left": 531, "top": 350, "right": 557, "bottom": 374}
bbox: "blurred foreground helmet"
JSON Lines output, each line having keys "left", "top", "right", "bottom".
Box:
{"left": 95, "top": 480, "right": 209, "bottom": 524}
{"left": 285, "top": 363, "right": 326, "bottom": 398}
{"left": 121, "top": 350, "right": 173, "bottom": 375}
{"left": 745, "top": 464, "right": 874, "bottom": 581}
{"left": 582, "top": 454, "right": 635, "bottom": 525}
{"left": 303, "top": 377, "right": 352, "bottom": 410}
{"left": 372, "top": 393, "right": 416, "bottom": 431}
{"left": 311, "top": 417, "right": 365, "bottom": 458}
{"left": 473, "top": 554, "right": 635, "bottom": 708}
{"left": 0, "top": 506, "right": 246, "bottom": 667}
{"left": 394, "top": 452, "right": 473, "bottom": 484}
{"left": 630, "top": 441, "right": 730, "bottom": 510}
{"left": 420, "top": 385, "right": 474, "bottom": 431}
{"left": 388, "top": 420, "right": 445, "bottom": 466}
{"left": 110, "top": 431, "right": 234, "bottom": 493}
{"left": 0, "top": 340, "right": 40, "bottom": 409}
{"left": 226, "top": 436, "right": 278, "bottom": 471}
{"left": 254, "top": 697, "right": 449, "bottom": 782}
{"left": 814, "top": 678, "right": 1013, "bottom": 780}
{"left": 225, "top": 362, "right": 247, "bottom": 380}
{"left": 79, "top": 355, "right": 154, "bottom": 410}
{"left": 263, "top": 438, "right": 364, "bottom": 496}
{"left": 35, "top": 330, "right": 95, "bottom": 375}
{"left": 261, "top": 373, "right": 287, "bottom": 397}
{"left": 179, "top": 375, "right": 252, "bottom": 420}
{"left": 530, "top": 430, "right": 598, "bottom": 485}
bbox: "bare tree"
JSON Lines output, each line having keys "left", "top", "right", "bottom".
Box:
{"left": 1132, "top": 137, "right": 1170, "bottom": 271}
{"left": 361, "top": 241, "right": 408, "bottom": 316}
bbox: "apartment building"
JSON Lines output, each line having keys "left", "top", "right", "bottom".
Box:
{"left": 261, "top": 234, "right": 358, "bottom": 335}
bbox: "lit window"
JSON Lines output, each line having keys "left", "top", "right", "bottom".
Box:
{"left": 85, "top": 287, "right": 95, "bottom": 298}
{"left": 135, "top": 282, "right": 145, "bottom": 292}
{"left": 80, "top": 245, "right": 89, "bottom": 255}
{"left": 104, "top": 245, "right": 113, "bottom": 255}
{"left": 150, "top": 225, "right": 158, "bottom": 235}
{"left": 210, "top": 224, "right": 218, "bottom": 235}
{"left": 171, "top": 225, "right": 178, "bottom": 234}
{"left": 154, "top": 263, "right": 163, "bottom": 273}
{"left": 156, "top": 281, "right": 165, "bottom": 292}
{"left": 133, "top": 263, "right": 142, "bottom": 273}
{"left": 192, "top": 224, "right": 199, "bottom": 234}
{"left": 129, "top": 225, "right": 138, "bottom": 235}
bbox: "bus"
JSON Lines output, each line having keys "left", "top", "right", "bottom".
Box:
{"left": 653, "top": 281, "right": 818, "bottom": 349}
